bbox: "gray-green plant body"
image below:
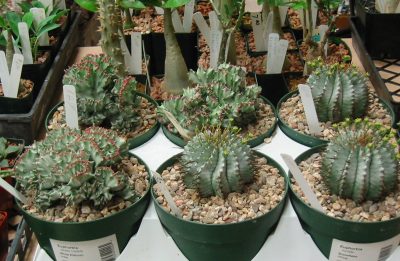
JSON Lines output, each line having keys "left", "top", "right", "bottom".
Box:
{"left": 158, "top": 63, "right": 261, "bottom": 134}
{"left": 321, "top": 119, "right": 400, "bottom": 203}
{"left": 307, "top": 60, "right": 368, "bottom": 123}
{"left": 181, "top": 128, "right": 254, "bottom": 197}
{"left": 15, "top": 127, "right": 139, "bottom": 210}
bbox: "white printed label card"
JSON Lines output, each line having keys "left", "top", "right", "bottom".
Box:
{"left": 50, "top": 234, "right": 120, "bottom": 261}
{"left": 329, "top": 234, "right": 400, "bottom": 261}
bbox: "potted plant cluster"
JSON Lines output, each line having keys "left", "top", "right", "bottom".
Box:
{"left": 289, "top": 118, "right": 400, "bottom": 258}
{"left": 14, "top": 126, "right": 151, "bottom": 260}
{"left": 153, "top": 127, "right": 288, "bottom": 261}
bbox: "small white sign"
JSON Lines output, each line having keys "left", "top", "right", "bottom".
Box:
{"left": 63, "top": 85, "right": 79, "bottom": 130}
{"left": 152, "top": 171, "right": 182, "bottom": 218}
{"left": 279, "top": 6, "right": 289, "bottom": 26}
{"left": 329, "top": 234, "right": 400, "bottom": 261}
{"left": 183, "top": 0, "right": 195, "bottom": 33}
{"left": 263, "top": 11, "right": 274, "bottom": 50}
{"left": 298, "top": 84, "right": 322, "bottom": 135}
{"left": 266, "top": 33, "right": 288, "bottom": 74}
{"left": 30, "top": 8, "right": 50, "bottom": 46}
{"left": 311, "top": 0, "right": 318, "bottom": 29}
{"left": 172, "top": 10, "right": 184, "bottom": 33}
{"left": 245, "top": 0, "right": 262, "bottom": 12}
{"left": 209, "top": 11, "right": 223, "bottom": 68}
{"left": 120, "top": 32, "right": 142, "bottom": 74}
{"left": 319, "top": 25, "right": 329, "bottom": 56}
{"left": 155, "top": 6, "right": 164, "bottom": 14}
{"left": 18, "top": 22, "right": 34, "bottom": 64}
{"left": 250, "top": 12, "right": 266, "bottom": 51}
{"left": 0, "top": 52, "right": 24, "bottom": 98}
{"left": 193, "top": 12, "right": 211, "bottom": 44}
{"left": 50, "top": 234, "right": 120, "bottom": 261}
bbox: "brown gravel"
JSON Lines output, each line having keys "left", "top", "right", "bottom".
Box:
{"left": 0, "top": 79, "right": 34, "bottom": 99}
{"left": 22, "top": 156, "right": 149, "bottom": 222}
{"left": 278, "top": 92, "right": 393, "bottom": 140}
{"left": 47, "top": 96, "right": 158, "bottom": 139}
{"left": 291, "top": 153, "right": 400, "bottom": 222}
{"left": 299, "top": 41, "right": 351, "bottom": 64}
{"left": 154, "top": 155, "right": 286, "bottom": 224}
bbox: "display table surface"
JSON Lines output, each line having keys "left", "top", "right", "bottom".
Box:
{"left": 33, "top": 39, "right": 400, "bottom": 260}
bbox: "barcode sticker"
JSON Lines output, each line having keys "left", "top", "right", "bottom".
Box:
{"left": 329, "top": 234, "right": 400, "bottom": 261}
{"left": 50, "top": 234, "right": 120, "bottom": 261}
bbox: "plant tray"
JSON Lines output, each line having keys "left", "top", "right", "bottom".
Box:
{"left": 350, "top": 17, "right": 400, "bottom": 122}
{"left": 0, "top": 11, "right": 81, "bottom": 144}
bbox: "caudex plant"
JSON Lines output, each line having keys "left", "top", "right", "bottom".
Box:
{"left": 181, "top": 127, "right": 254, "bottom": 197}
{"left": 158, "top": 63, "right": 261, "bottom": 140}
{"left": 15, "top": 127, "right": 142, "bottom": 210}
{"left": 321, "top": 118, "right": 400, "bottom": 203}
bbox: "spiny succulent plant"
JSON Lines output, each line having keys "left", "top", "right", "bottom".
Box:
{"left": 307, "top": 59, "right": 368, "bottom": 123}
{"left": 15, "top": 127, "right": 141, "bottom": 210}
{"left": 321, "top": 118, "right": 400, "bottom": 203}
{"left": 158, "top": 63, "right": 262, "bottom": 134}
{"left": 181, "top": 127, "right": 254, "bottom": 198}
{"left": 62, "top": 54, "right": 140, "bottom": 133}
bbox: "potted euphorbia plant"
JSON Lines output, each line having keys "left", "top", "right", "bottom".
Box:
{"left": 153, "top": 127, "right": 288, "bottom": 261}
{"left": 15, "top": 127, "right": 150, "bottom": 260}
{"left": 288, "top": 119, "right": 400, "bottom": 259}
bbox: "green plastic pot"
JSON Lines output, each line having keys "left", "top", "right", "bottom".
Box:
{"left": 289, "top": 145, "right": 400, "bottom": 258}
{"left": 17, "top": 153, "right": 151, "bottom": 260}
{"left": 152, "top": 151, "right": 288, "bottom": 261}
{"left": 161, "top": 96, "right": 278, "bottom": 148}
{"left": 277, "top": 91, "right": 397, "bottom": 147}
{"left": 45, "top": 92, "right": 160, "bottom": 149}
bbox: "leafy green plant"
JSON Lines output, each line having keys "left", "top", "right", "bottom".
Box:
{"left": 158, "top": 63, "right": 261, "bottom": 136}
{"left": 0, "top": 137, "right": 23, "bottom": 168}
{"left": 321, "top": 118, "right": 400, "bottom": 203}
{"left": 181, "top": 127, "right": 254, "bottom": 197}
{"left": 14, "top": 126, "right": 141, "bottom": 210}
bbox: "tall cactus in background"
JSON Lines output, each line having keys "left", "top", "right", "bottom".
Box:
{"left": 307, "top": 59, "right": 369, "bottom": 123}
{"left": 321, "top": 119, "right": 400, "bottom": 203}
{"left": 181, "top": 128, "right": 254, "bottom": 197}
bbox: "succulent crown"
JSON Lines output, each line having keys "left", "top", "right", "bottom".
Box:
{"left": 321, "top": 118, "right": 399, "bottom": 203}
{"left": 181, "top": 127, "right": 254, "bottom": 198}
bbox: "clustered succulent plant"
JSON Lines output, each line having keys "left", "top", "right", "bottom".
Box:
{"left": 158, "top": 63, "right": 262, "bottom": 134}
{"left": 321, "top": 118, "right": 400, "bottom": 203}
{"left": 62, "top": 54, "right": 140, "bottom": 133}
{"left": 181, "top": 127, "right": 254, "bottom": 198}
{"left": 0, "top": 137, "right": 23, "bottom": 168}
{"left": 15, "top": 127, "right": 140, "bottom": 210}
{"left": 307, "top": 59, "right": 369, "bottom": 123}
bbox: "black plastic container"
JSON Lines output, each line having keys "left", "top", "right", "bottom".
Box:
{"left": 0, "top": 89, "right": 34, "bottom": 115}
{"left": 354, "top": 0, "right": 400, "bottom": 58}
{"left": 149, "top": 32, "right": 198, "bottom": 75}
{"left": 255, "top": 73, "right": 290, "bottom": 107}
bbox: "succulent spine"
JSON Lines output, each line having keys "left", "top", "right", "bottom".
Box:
{"left": 307, "top": 59, "right": 368, "bottom": 123}
{"left": 321, "top": 119, "right": 400, "bottom": 203}
{"left": 181, "top": 128, "right": 254, "bottom": 197}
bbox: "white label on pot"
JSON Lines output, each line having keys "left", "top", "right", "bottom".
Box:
{"left": 209, "top": 11, "right": 222, "bottom": 68}
{"left": 172, "top": 10, "right": 184, "bottom": 33}
{"left": 319, "top": 25, "right": 329, "bottom": 56}
{"left": 63, "top": 85, "right": 79, "bottom": 130}
{"left": 120, "top": 32, "right": 142, "bottom": 74}
{"left": 298, "top": 84, "right": 322, "bottom": 135}
{"left": 18, "top": 22, "right": 34, "bottom": 64}
{"left": 193, "top": 12, "right": 210, "bottom": 44}
{"left": 50, "top": 234, "right": 120, "bottom": 261}
{"left": 263, "top": 11, "right": 273, "bottom": 51}
{"left": 0, "top": 52, "right": 24, "bottom": 98}
{"left": 329, "top": 234, "right": 400, "bottom": 261}
{"left": 152, "top": 171, "right": 182, "bottom": 218}
{"left": 183, "top": 0, "right": 195, "bottom": 33}
{"left": 39, "top": 0, "right": 53, "bottom": 15}
{"left": 31, "top": 8, "right": 49, "bottom": 46}
{"left": 245, "top": 0, "right": 262, "bottom": 12}
{"left": 311, "top": 0, "right": 318, "bottom": 29}
{"left": 250, "top": 12, "right": 266, "bottom": 51}
{"left": 155, "top": 6, "right": 164, "bottom": 14}
{"left": 278, "top": 6, "right": 288, "bottom": 26}
{"left": 266, "top": 33, "right": 288, "bottom": 74}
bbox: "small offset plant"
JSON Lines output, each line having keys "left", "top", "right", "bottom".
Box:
{"left": 15, "top": 127, "right": 141, "bottom": 210}
{"left": 307, "top": 59, "right": 368, "bottom": 123}
{"left": 158, "top": 63, "right": 261, "bottom": 135}
{"left": 321, "top": 119, "right": 400, "bottom": 203}
{"left": 181, "top": 127, "right": 254, "bottom": 197}
{"left": 0, "top": 137, "right": 23, "bottom": 170}
{"left": 62, "top": 54, "right": 140, "bottom": 132}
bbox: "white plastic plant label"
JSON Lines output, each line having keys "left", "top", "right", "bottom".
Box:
{"left": 30, "top": 8, "right": 50, "bottom": 46}
{"left": 18, "top": 22, "right": 34, "bottom": 64}
{"left": 155, "top": 6, "right": 164, "bottom": 14}
{"left": 120, "top": 32, "right": 142, "bottom": 74}
{"left": 298, "top": 84, "right": 322, "bottom": 135}
{"left": 311, "top": 0, "right": 318, "bottom": 29}
{"left": 183, "top": 0, "right": 195, "bottom": 33}
{"left": 319, "top": 25, "right": 329, "bottom": 56}
{"left": 245, "top": 0, "right": 262, "bottom": 12}
{"left": 250, "top": 12, "right": 266, "bottom": 51}
{"left": 263, "top": 11, "right": 274, "bottom": 51}
{"left": 172, "top": 10, "right": 184, "bottom": 33}
{"left": 329, "top": 234, "right": 400, "bottom": 261}
{"left": 266, "top": 33, "right": 288, "bottom": 74}
{"left": 50, "top": 234, "right": 120, "bottom": 261}
{"left": 63, "top": 85, "right": 79, "bottom": 130}
{"left": 278, "top": 6, "right": 288, "bottom": 26}
{"left": 209, "top": 11, "right": 222, "bottom": 68}
{"left": 0, "top": 52, "right": 24, "bottom": 98}
{"left": 193, "top": 12, "right": 210, "bottom": 44}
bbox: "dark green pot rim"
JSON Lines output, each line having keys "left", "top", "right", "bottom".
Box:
{"left": 161, "top": 96, "right": 278, "bottom": 148}
{"left": 45, "top": 92, "right": 160, "bottom": 149}
{"left": 16, "top": 152, "right": 151, "bottom": 225}
{"left": 289, "top": 144, "right": 400, "bottom": 225}
{"left": 151, "top": 150, "right": 289, "bottom": 227}
{"left": 277, "top": 90, "right": 397, "bottom": 147}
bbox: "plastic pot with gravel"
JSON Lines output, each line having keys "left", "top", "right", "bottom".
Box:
{"left": 152, "top": 127, "right": 288, "bottom": 261}
{"left": 277, "top": 59, "right": 395, "bottom": 147}
{"left": 14, "top": 127, "right": 150, "bottom": 260}
{"left": 289, "top": 119, "right": 400, "bottom": 259}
